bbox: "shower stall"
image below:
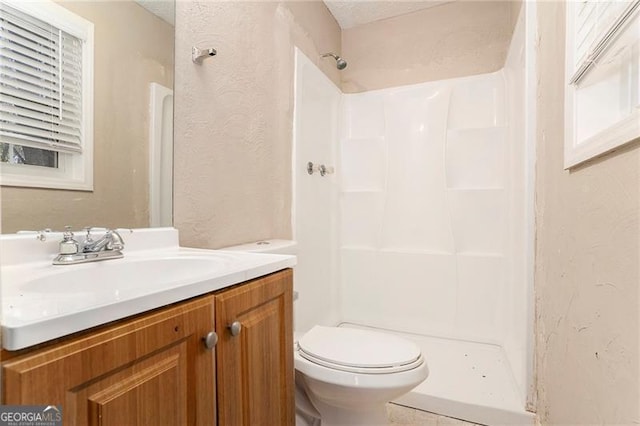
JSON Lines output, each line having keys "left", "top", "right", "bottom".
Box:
{"left": 292, "top": 5, "right": 535, "bottom": 425}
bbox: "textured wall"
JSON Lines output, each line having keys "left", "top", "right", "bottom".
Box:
{"left": 535, "top": 2, "right": 640, "bottom": 424}
{"left": 341, "top": 1, "right": 520, "bottom": 93}
{"left": 173, "top": 1, "right": 340, "bottom": 248}
{"left": 1, "top": 1, "right": 174, "bottom": 233}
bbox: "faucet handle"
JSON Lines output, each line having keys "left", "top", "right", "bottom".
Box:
{"left": 59, "top": 226, "right": 79, "bottom": 255}
{"left": 36, "top": 228, "right": 52, "bottom": 242}
{"left": 62, "top": 226, "right": 75, "bottom": 240}
{"left": 82, "top": 227, "right": 95, "bottom": 243}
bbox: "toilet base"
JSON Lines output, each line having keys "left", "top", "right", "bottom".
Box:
{"left": 307, "top": 396, "right": 388, "bottom": 426}
{"left": 297, "top": 369, "right": 424, "bottom": 426}
{"left": 296, "top": 371, "right": 322, "bottom": 426}
{"left": 297, "top": 372, "right": 390, "bottom": 425}
{"left": 296, "top": 411, "right": 321, "bottom": 426}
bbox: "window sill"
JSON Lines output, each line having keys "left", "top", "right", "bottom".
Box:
{"left": 564, "top": 108, "right": 640, "bottom": 169}
{"left": 0, "top": 164, "right": 93, "bottom": 191}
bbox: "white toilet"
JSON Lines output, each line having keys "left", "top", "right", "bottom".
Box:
{"left": 222, "top": 240, "right": 429, "bottom": 426}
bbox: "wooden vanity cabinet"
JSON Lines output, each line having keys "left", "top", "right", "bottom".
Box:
{"left": 1, "top": 269, "right": 294, "bottom": 426}
{"left": 215, "top": 269, "right": 294, "bottom": 426}
{"left": 1, "top": 295, "right": 216, "bottom": 426}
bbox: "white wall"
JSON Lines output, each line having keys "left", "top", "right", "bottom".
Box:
{"left": 293, "top": 49, "right": 341, "bottom": 332}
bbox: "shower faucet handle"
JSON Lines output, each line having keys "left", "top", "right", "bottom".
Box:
{"left": 319, "top": 164, "right": 336, "bottom": 176}
{"left": 318, "top": 164, "right": 335, "bottom": 176}
{"left": 307, "top": 162, "right": 335, "bottom": 176}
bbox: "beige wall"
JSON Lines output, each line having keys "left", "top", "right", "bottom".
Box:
{"left": 341, "top": 1, "right": 520, "bottom": 93}
{"left": 173, "top": 1, "right": 340, "bottom": 249}
{"left": 534, "top": 2, "right": 640, "bottom": 424}
{"left": 1, "top": 1, "right": 173, "bottom": 233}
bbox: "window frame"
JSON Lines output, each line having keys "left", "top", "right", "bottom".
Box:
{"left": 0, "top": 0, "right": 94, "bottom": 190}
{"left": 564, "top": 0, "right": 640, "bottom": 169}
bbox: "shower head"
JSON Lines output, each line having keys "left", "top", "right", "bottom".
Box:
{"left": 321, "top": 52, "right": 347, "bottom": 70}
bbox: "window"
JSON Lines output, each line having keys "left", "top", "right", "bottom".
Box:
{"left": 0, "top": 0, "right": 93, "bottom": 190}
{"left": 564, "top": 0, "right": 640, "bottom": 168}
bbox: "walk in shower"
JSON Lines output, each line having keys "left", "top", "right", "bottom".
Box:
{"left": 292, "top": 5, "right": 535, "bottom": 425}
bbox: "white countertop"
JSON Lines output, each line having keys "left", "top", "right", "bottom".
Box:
{"left": 1, "top": 228, "right": 296, "bottom": 350}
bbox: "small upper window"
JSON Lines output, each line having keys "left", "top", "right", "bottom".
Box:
{"left": 0, "top": 0, "right": 93, "bottom": 190}
{"left": 564, "top": 0, "right": 640, "bottom": 168}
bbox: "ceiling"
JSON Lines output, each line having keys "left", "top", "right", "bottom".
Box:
{"left": 135, "top": 0, "right": 175, "bottom": 26}
{"left": 133, "top": 1, "right": 452, "bottom": 31}
{"left": 323, "top": 0, "right": 454, "bottom": 29}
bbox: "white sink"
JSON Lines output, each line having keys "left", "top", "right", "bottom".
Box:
{"left": 1, "top": 228, "right": 296, "bottom": 350}
{"left": 18, "top": 256, "right": 232, "bottom": 295}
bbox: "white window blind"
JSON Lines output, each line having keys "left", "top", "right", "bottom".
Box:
{"left": 571, "top": 0, "right": 640, "bottom": 84}
{"left": 0, "top": 3, "right": 83, "bottom": 154}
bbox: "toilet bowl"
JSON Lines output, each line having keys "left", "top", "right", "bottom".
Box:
{"left": 221, "top": 240, "right": 429, "bottom": 425}
{"left": 295, "top": 325, "right": 428, "bottom": 426}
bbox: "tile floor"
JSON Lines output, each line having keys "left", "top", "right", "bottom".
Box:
{"left": 387, "top": 403, "right": 482, "bottom": 426}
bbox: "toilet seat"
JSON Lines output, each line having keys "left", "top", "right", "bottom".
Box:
{"left": 297, "top": 326, "right": 424, "bottom": 374}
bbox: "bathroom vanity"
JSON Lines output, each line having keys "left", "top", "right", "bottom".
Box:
{"left": 0, "top": 228, "right": 295, "bottom": 425}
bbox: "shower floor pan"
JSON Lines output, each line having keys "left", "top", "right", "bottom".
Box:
{"left": 341, "top": 323, "right": 535, "bottom": 426}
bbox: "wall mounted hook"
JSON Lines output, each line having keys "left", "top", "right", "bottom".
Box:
{"left": 192, "top": 46, "right": 217, "bottom": 64}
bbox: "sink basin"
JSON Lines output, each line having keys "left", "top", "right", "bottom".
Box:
{"left": 2, "top": 254, "right": 237, "bottom": 328}
{"left": 20, "top": 256, "right": 231, "bottom": 295}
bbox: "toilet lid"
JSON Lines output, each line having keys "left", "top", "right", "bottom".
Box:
{"left": 298, "top": 326, "right": 423, "bottom": 373}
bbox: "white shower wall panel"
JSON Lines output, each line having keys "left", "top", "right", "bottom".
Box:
{"left": 455, "top": 254, "right": 505, "bottom": 340}
{"left": 340, "top": 248, "right": 458, "bottom": 337}
{"left": 448, "top": 72, "right": 506, "bottom": 129}
{"left": 341, "top": 137, "right": 386, "bottom": 192}
{"left": 382, "top": 87, "right": 453, "bottom": 253}
{"left": 448, "top": 189, "right": 505, "bottom": 255}
{"left": 446, "top": 127, "right": 506, "bottom": 189}
{"left": 502, "top": 5, "right": 533, "bottom": 403}
{"left": 340, "top": 71, "right": 511, "bottom": 344}
{"left": 293, "top": 49, "right": 341, "bottom": 332}
{"left": 344, "top": 92, "right": 385, "bottom": 139}
{"left": 340, "top": 192, "right": 385, "bottom": 247}
{"left": 340, "top": 248, "right": 506, "bottom": 342}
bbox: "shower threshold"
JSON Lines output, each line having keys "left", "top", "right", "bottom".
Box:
{"left": 340, "top": 323, "right": 535, "bottom": 426}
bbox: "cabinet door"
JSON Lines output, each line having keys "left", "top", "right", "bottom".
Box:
{"left": 215, "top": 269, "right": 294, "bottom": 426}
{"left": 2, "top": 296, "right": 216, "bottom": 426}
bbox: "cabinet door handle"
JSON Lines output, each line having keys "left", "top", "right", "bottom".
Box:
{"left": 203, "top": 331, "right": 218, "bottom": 349}
{"left": 228, "top": 321, "right": 242, "bottom": 336}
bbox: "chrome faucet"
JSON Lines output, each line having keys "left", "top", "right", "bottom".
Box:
{"left": 82, "top": 228, "right": 125, "bottom": 253}
{"left": 53, "top": 227, "right": 125, "bottom": 265}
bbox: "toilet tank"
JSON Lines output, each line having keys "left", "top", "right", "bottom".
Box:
{"left": 220, "top": 239, "right": 298, "bottom": 255}
{"left": 221, "top": 240, "right": 299, "bottom": 303}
